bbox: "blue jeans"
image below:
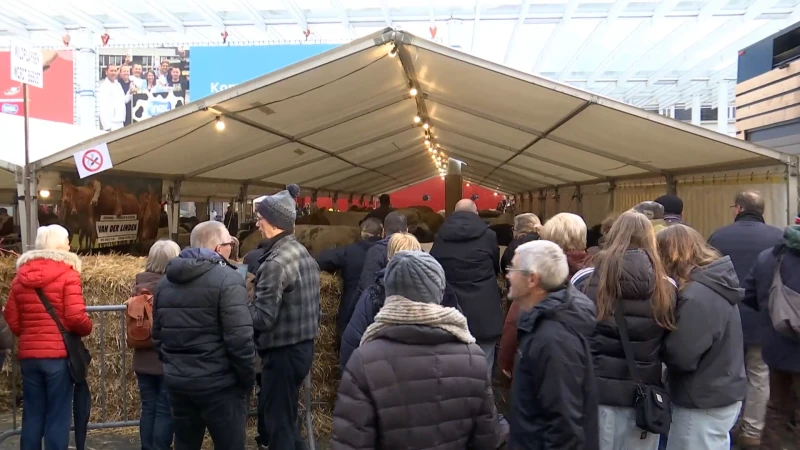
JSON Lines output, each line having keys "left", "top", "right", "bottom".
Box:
{"left": 666, "top": 402, "right": 741, "bottom": 450}
{"left": 20, "top": 358, "right": 73, "bottom": 450}
{"left": 599, "top": 405, "right": 660, "bottom": 450}
{"left": 137, "top": 374, "right": 174, "bottom": 450}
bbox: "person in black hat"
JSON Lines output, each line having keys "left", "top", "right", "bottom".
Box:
{"left": 654, "top": 194, "right": 684, "bottom": 226}
{"left": 249, "top": 184, "right": 320, "bottom": 450}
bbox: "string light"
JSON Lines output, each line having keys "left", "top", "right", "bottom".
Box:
{"left": 424, "top": 139, "right": 430, "bottom": 146}
{"left": 422, "top": 122, "right": 430, "bottom": 130}
{"left": 409, "top": 87, "right": 418, "bottom": 96}
{"left": 215, "top": 116, "right": 225, "bottom": 131}
{"left": 413, "top": 115, "right": 421, "bottom": 123}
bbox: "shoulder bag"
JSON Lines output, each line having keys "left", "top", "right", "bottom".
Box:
{"left": 35, "top": 289, "right": 91, "bottom": 384}
{"left": 613, "top": 304, "right": 672, "bottom": 436}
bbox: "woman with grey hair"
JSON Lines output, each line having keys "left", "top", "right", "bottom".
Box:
{"left": 132, "top": 239, "right": 180, "bottom": 450}
{"left": 332, "top": 251, "right": 505, "bottom": 449}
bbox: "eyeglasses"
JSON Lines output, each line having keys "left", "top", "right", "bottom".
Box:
{"left": 506, "top": 268, "right": 530, "bottom": 274}
{"left": 219, "top": 242, "right": 233, "bottom": 247}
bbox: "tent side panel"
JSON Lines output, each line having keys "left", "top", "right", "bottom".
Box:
{"left": 612, "top": 181, "right": 668, "bottom": 214}
{"left": 678, "top": 165, "right": 790, "bottom": 238}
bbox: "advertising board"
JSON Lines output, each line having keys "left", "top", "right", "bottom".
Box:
{"left": 0, "top": 50, "right": 74, "bottom": 123}
{"left": 189, "top": 44, "right": 338, "bottom": 100}
{"left": 58, "top": 173, "right": 163, "bottom": 251}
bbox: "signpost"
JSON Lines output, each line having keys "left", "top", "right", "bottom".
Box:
{"left": 10, "top": 41, "right": 43, "bottom": 249}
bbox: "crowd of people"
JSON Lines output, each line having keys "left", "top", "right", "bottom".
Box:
{"left": 2, "top": 185, "right": 799, "bottom": 450}
{"left": 98, "top": 59, "right": 189, "bottom": 131}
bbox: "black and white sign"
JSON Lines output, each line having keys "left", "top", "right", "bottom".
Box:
{"left": 95, "top": 215, "right": 138, "bottom": 247}
{"left": 10, "top": 41, "right": 43, "bottom": 88}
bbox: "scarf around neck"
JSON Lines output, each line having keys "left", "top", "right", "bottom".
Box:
{"left": 360, "top": 295, "right": 475, "bottom": 346}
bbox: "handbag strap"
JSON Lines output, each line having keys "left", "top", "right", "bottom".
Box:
{"left": 771, "top": 250, "right": 785, "bottom": 289}
{"left": 35, "top": 288, "right": 69, "bottom": 335}
{"left": 613, "top": 303, "right": 643, "bottom": 384}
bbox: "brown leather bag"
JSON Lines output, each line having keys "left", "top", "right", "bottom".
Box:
{"left": 125, "top": 288, "right": 154, "bottom": 349}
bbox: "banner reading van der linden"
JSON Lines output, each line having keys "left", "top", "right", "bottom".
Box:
{"left": 190, "top": 44, "right": 338, "bottom": 100}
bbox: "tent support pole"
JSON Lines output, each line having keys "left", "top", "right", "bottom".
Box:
{"left": 787, "top": 157, "right": 799, "bottom": 225}
{"left": 665, "top": 174, "right": 677, "bottom": 196}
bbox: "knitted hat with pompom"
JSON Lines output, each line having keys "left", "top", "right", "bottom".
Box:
{"left": 256, "top": 184, "right": 300, "bottom": 231}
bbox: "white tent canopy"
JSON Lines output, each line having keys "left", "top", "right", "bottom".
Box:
{"left": 35, "top": 28, "right": 793, "bottom": 200}
{"left": 0, "top": 114, "right": 105, "bottom": 169}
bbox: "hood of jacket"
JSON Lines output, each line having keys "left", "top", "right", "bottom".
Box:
{"left": 565, "top": 250, "right": 592, "bottom": 276}
{"left": 518, "top": 286, "right": 597, "bottom": 337}
{"left": 166, "top": 247, "right": 229, "bottom": 285}
{"left": 689, "top": 256, "right": 743, "bottom": 305}
{"left": 437, "top": 211, "right": 488, "bottom": 242}
{"left": 15, "top": 250, "right": 82, "bottom": 289}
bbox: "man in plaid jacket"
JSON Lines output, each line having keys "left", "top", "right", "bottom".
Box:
{"left": 250, "top": 183, "right": 321, "bottom": 450}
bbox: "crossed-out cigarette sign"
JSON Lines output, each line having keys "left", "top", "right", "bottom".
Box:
{"left": 82, "top": 149, "right": 103, "bottom": 173}
{"left": 74, "top": 143, "right": 113, "bottom": 179}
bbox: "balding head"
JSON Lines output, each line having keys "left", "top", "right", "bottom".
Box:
{"left": 734, "top": 191, "right": 766, "bottom": 215}
{"left": 190, "top": 221, "right": 231, "bottom": 252}
{"left": 455, "top": 199, "right": 478, "bottom": 214}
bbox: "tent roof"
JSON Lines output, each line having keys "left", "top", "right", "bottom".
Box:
{"left": 0, "top": 114, "right": 105, "bottom": 168}
{"left": 37, "top": 28, "right": 792, "bottom": 198}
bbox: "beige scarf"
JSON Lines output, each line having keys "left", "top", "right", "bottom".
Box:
{"left": 361, "top": 295, "right": 475, "bottom": 346}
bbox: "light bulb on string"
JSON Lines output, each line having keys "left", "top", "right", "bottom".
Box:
{"left": 215, "top": 116, "right": 226, "bottom": 131}
{"left": 424, "top": 139, "right": 430, "bottom": 146}
{"left": 409, "top": 87, "right": 418, "bottom": 96}
{"left": 413, "top": 115, "right": 421, "bottom": 124}
{"left": 422, "top": 122, "right": 430, "bottom": 130}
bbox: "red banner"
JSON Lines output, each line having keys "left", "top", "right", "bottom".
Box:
{"left": 0, "top": 50, "right": 74, "bottom": 124}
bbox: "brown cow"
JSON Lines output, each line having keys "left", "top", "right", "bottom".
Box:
{"left": 137, "top": 190, "right": 163, "bottom": 242}
{"left": 60, "top": 179, "right": 103, "bottom": 250}
{"left": 115, "top": 186, "right": 140, "bottom": 216}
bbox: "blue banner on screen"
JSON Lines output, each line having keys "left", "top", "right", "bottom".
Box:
{"left": 190, "top": 44, "right": 339, "bottom": 100}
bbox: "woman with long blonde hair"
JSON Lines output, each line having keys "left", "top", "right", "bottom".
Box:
{"left": 657, "top": 225, "right": 746, "bottom": 450}
{"left": 573, "top": 211, "right": 675, "bottom": 450}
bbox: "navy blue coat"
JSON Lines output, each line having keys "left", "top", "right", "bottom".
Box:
{"left": 316, "top": 236, "right": 381, "bottom": 336}
{"left": 708, "top": 213, "right": 782, "bottom": 346}
{"left": 742, "top": 242, "right": 800, "bottom": 373}
{"left": 340, "top": 268, "right": 461, "bottom": 372}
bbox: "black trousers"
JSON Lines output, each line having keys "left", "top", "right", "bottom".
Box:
{"left": 169, "top": 386, "right": 247, "bottom": 450}
{"left": 260, "top": 340, "right": 314, "bottom": 450}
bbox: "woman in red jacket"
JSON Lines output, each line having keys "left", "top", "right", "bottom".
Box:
{"left": 5, "top": 225, "right": 92, "bottom": 450}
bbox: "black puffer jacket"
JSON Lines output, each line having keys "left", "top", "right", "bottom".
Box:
{"left": 580, "top": 249, "right": 673, "bottom": 407}
{"left": 153, "top": 248, "right": 255, "bottom": 395}
{"left": 510, "top": 286, "right": 599, "bottom": 450}
{"left": 664, "top": 256, "right": 747, "bottom": 409}
{"left": 430, "top": 211, "right": 503, "bottom": 341}
{"left": 331, "top": 323, "right": 501, "bottom": 450}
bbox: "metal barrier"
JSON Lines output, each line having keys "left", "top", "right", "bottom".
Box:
{"left": 0, "top": 305, "right": 318, "bottom": 449}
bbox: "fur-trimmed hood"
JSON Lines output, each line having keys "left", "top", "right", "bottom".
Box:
{"left": 15, "top": 250, "right": 81, "bottom": 289}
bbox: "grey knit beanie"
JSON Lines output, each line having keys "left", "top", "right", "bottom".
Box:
{"left": 384, "top": 251, "right": 446, "bottom": 304}
{"left": 256, "top": 184, "right": 300, "bottom": 231}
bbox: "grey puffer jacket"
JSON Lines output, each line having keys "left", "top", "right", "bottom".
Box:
{"left": 664, "top": 256, "right": 747, "bottom": 409}
{"left": 331, "top": 324, "right": 501, "bottom": 450}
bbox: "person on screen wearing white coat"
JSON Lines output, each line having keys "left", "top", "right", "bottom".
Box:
{"left": 98, "top": 65, "right": 129, "bottom": 131}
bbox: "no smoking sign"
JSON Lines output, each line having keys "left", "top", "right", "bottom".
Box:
{"left": 74, "top": 143, "right": 113, "bottom": 179}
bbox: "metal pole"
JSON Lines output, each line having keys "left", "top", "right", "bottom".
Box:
{"left": 22, "top": 83, "right": 33, "bottom": 249}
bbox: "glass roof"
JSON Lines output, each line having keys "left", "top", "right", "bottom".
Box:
{"left": 0, "top": 0, "right": 799, "bottom": 108}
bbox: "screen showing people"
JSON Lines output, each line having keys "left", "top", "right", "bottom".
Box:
{"left": 98, "top": 58, "right": 188, "bottom": 130}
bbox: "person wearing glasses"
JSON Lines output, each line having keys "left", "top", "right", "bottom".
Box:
{"left": 249, "top": 183, "right": 321, "bottom": 450}
{"left": 152, "top": 221, "right": 255, "bottom": 450}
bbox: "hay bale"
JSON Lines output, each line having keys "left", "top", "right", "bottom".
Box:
{"left": 0, "top": 254, "right": 341, "bottom": 441}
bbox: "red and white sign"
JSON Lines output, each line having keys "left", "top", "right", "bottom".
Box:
{"left": 74, "top": 143, "right": 112, "bottom": 179}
